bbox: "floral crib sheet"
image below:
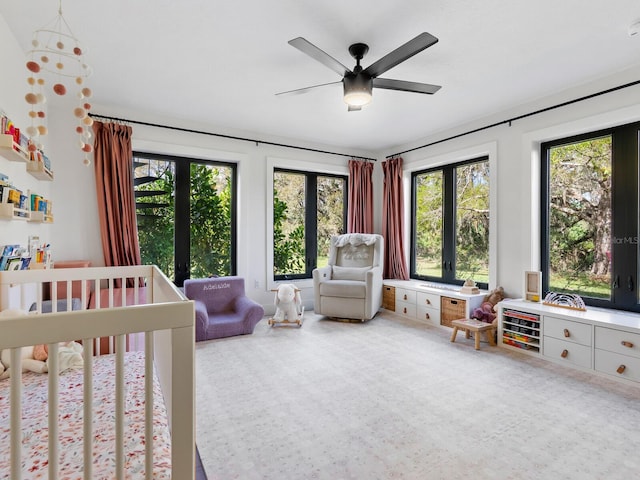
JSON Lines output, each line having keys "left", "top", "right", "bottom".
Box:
{"left": 0, "top": 351, "right": 171, "bottom": 479}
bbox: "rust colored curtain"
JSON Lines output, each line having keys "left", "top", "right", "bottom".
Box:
{"left": 382, "top": 157, "right": 409, "bottom": 279}
{"left": 347, "top": 159, "right": 374, "bottom": 233}
{"left": 93, "top": 121, "right": 141, "bottom": 269}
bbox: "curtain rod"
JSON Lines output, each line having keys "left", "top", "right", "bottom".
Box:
{"left": 386, "top": 78, "right": 640, "bottom": 159}
{"left": 88, "top": 113, "right": 377, "bottom": 162}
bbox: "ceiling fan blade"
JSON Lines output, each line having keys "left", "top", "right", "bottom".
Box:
{"left": 275, "top": 80, "right": 342, "bottom": 96}
{"left": 363, "top": 32, "right": 438, "bottom": 78}
{"left": 373, "top": 77, "right": 441, "bottom": 94}
{"left": 348, "top": 105, "right": 362, "bottom": 112}
{"left": 288, "top": 37, "right": 351, "bottom": 77}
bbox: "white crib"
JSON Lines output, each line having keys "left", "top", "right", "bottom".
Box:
{"left": 0, "top": 265, "right": 195, "bottom": 480}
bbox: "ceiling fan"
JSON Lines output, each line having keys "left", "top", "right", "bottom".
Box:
{"left": 277, "top": 32, "right": 442, "bottom": 111}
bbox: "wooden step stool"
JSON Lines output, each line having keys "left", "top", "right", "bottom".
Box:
{"left": 450, "top": 318, "right": 496, "bottom": 350}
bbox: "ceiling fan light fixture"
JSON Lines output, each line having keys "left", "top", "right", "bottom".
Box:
{"left": 343, "top": 75, "right": 372, "bottom": 107}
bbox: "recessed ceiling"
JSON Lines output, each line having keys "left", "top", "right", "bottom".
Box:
{"left": 1, "top": 1, "right": 639, "bottom": 153}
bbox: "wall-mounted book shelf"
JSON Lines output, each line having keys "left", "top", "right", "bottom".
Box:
{"left": 26, "top": 160, "right": 54, "bottom": 181}
{"left": 28, "top": 210, "right": 54, "bottom": 223}
{"left": 0, "top": 134, "right": 29, "bottom": 163}
{"left": 0, "top": 202, "right": 29, "bottom": 221}
{"left": 0, "top": 134, "right": 53, "bottom": 180}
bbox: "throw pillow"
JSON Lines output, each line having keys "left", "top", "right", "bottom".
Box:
{"left": 332, "top": 265, "right": 371, "bottom": 281}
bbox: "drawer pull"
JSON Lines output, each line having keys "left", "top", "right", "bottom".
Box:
{"left": 563, "top": 328, "right": 570, "bottom": 338}
{"left": 561, "top": 349, "right": 568, "bottom": 358}
{"left": 425, "top": 313, "right": 430, "bottom": 320}
{"left": 403, "top": 307, "right": 407, "bottom": 314}
{"left": 403, "top": 294, "right": 408, "bottom": 301}
{"left": 617, "top": 365, "right": 626, "bottom": 374}
{"left": 621, "top": 341, "right": 634, "bottom": 348}
{"left": 425, "top": 299, "right": 431, "bottom": 305}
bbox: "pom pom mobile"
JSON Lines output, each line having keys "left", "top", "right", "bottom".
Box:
{"left": 24, "top": 0, "right": 94, "bottom": 166}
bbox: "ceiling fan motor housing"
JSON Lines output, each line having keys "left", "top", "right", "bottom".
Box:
{"left": 343, "top": 73, "right": 373, "bottom": 106}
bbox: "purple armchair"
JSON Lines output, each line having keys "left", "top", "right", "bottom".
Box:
{"left": 183, "top": 276, "right": 264, "bottom": 341}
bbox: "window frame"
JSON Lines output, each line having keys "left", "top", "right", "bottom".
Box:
{"left": 133, "top": 151, "right": 238, "bottom": 286}
{"left": 272, "top": 167, "right": 348, "bottom": 281}
{"left": 540, "top": 121, "right": 640, "bottom": 312}
{"left": 410, "top": 156, "right": 490, "bottom": 290}
{"left": 266, "top": 157, "right": 349, "bottom": 290}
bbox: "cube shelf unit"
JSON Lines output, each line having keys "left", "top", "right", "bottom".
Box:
{"left": 501, "top": 308, "right": 541, "bottom": 353}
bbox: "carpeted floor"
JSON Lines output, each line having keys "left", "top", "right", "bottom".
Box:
{"left": 195, "top": 311, "right": 640, "bottom": 480}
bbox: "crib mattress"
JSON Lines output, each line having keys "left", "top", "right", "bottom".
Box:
{"left": 0, "top": 351, "right": 171, "bottom": 479}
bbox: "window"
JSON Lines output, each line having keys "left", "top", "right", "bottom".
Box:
{"left": 541, "top": 122, "right": 640, "bottom": 312}
{"left": 273, "top": 168, "right": 347, "bottom": 280}
{"left": 134, "top": 152, "right": 236, "bottom": 286}
{"left": 411, "top": 157, "right": 490, "bottom": 288}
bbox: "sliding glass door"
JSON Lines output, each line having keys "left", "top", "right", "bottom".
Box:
{"left": 133, "top": 152, "right": 236, "bottom": 286}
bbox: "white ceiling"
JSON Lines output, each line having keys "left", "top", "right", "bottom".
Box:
{"left": 2, "top": 1, "right": 640, "bottom": 154}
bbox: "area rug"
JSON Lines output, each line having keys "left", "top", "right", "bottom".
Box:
{"left": 195, "top": 311, "right": 640, "bottom": 480}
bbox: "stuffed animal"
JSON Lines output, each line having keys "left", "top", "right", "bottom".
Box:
{"left": 0, "top": 309, "right": 83, "bottom": 379}
{"left": 471, "top": 286, "right": 505, "bottom": 324}
{"left": 0, "top": 345, "right": 48, "bottom": 380}
{"left": 0, "top": 308, "right": 49, "bottom": 380}
{"left": 273, "top": 283, "right": 302, "bottom": 322}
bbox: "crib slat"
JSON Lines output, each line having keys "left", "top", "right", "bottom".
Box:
{"left": 115, "top": 334, "right": 126, "bottom": 480}
{"left": 109, "top": 279, "right": 116, "bottom": 353}
{"left": 10, "top": 349, "right": 22, "bottom": 480}
{"left": 66, "top": 279, "right": 72, "bottom": 311}
{"left": 80, "top": 279, "right": 89, "bottom": 311}
{"left": 83, "top": 339, "right": 94, "bottom": 480}
{"left": 51, "top": 282, "right": 58, "bottom": 312}
{"left": 145, "top": 332, "right": 154, "bottom": 480}
{"left": 109, "top": 278, "right": 114, "bottom": 307}
{"left": 48, "top": 342, "right": 60, "bottom": 478}
{"left": 94, "top": 277, "right": 101, "bottom": 309}
{"left": 120, "top": 276, "right": 126, "bottom": 306}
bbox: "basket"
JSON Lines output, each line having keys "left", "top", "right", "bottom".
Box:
{"left": 440, "top": 296, "right": 466, "bottom": 327}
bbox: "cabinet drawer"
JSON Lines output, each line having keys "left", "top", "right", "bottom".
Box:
{"left": 396, "top": 301, "right": 416, "bottom": 318}
{"left": 417, "top": 305, "right": 440, "bottom": 326}
{"left": 543, "top": 336, "right": 592, "bottom": 369}
{"left": 595, "top": 327, "right": 640, "bottom": 359}
{"left": 595, "top": 349, "right": 640, "bottom": 382}
{"left": 544, "top": 317, "right": 592, "bottom": 346}
{"left": 396, "top": 288, "right": 416, "bottom": 304}
{"left": 416, "top": 291, "right": 440, "bottom": 310}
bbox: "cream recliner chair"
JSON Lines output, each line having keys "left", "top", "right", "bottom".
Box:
{"left": 312, "top": 233, "right": 384, "bottom": 321}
